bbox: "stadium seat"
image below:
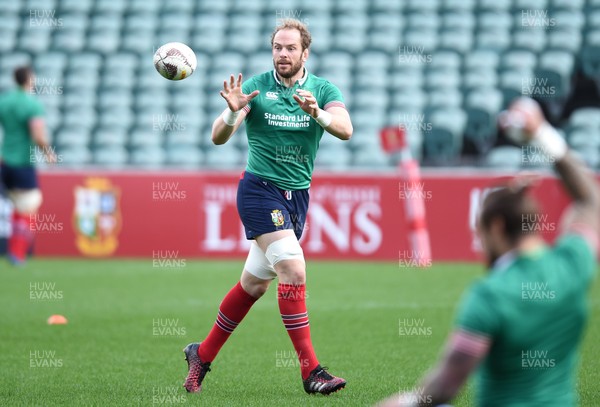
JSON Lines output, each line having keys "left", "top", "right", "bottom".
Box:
{"left": 463, "top": 68, "right": 498, "bottom": 90}
{"left": 512, "top": 29, "right": 547, "bottom": 53}
{"left": 423, "top": 108, "right": 467, "bottom": 164}
{"left": 165, "top": 146, "right": 204, "bottom": 167}
{"left": 568, "top": 107, "right": 600, "bottom": 128}
{"left": 427, "top": 88, "right": 462, "bottom": 108}
{"left": 430, "top": 51, "right": 461, "bottom": 70}
{"left": 568, "top": 129, "right": 600, "bottom": 150}
{"left": 425, "top": 69, "right": 461, "bottom": 89}
{"left": 392, "top": 90, "right": 427, "bottom": 111}
{"left": 130, "top": 128, "right": 162, "bottom": 148}
{"left": 403, "top": 29, "right": 438, "bottom": 51}
{"left": 93, "top": 127, "right": 128, "bottom": 147}
{"left": 59, "top": 146, "right": 93, "bottom": 166}
{"left": 551, "top": 0, "right": 585, "bottom": 10}
{"left": 391, "top": 69, "right": 424, "bottom": 90}
{"left": 437, "top": 29, "right": 474, "bottom": 54}
{"left": 582, "top": 30, "right": 600, "bottom": 77}
{"left": 372, "top": 0, "right": 403, "bottom": 13}
{"left": 406, "top": 12, "right": 440, "bottom": 31}
{"left": 315, "top": 145, "right": 352, "bottom": 170}
{"left": 204, "top": 144, "right": 244, "bottom": 168}
{"left": 513, "top": 0, "right": 548, "bottom": 10}
{"left": 56, "top": 126, "right": 92, "bottom": 148}
{"left": 443, "top": 0, "right": 475, "bottom": 12}
{"left": 477, "top": 12, "right": 513, "bottom": 32}
{"left": 62, "top": 108, "right": 97, "bottom": 130}
{"left": 97, "top": 107, "right": 134, "bottom": 129}
{"left": 464, "top": 89, "right": 503, "bottom": 154}
{"left": 500, "top": 69, "right": 534, "bottom": 105}
{"left": 547, "top": 28, "right": 583, "bottom": 53}
{"left": 485, "top": 146, "right": 523, "bottom": 169}
{"left": 353, "top": 146, "right": 391, "bottom": 168}
{"left": 371, "top": 13, "right": 404, "bottom": 31}
{"left": 479, "top": 0, "right": 511, "bottom": 11}
{"left": 35, "top": 52, "right": 68, "bottom": 74}
{"left": 94, "top": 146, "right": 128, "bottom": 167}
{"left": 535, "top": 51, "right": 575, "bottom": 98}
{"left": 443, "top": 11, "right": 476, "bottom": 30}
{"left": 501, "top": 50, "right": 537, "bottom": 72}
{"left": 58, "top": 0, "right": 92, "bottom": 12}
{"left": 130, "top": 147, "right": 166, "bottom": 167}
{"left": 464, "top": 49, "right": 500, "bottom": 70}
{"left": 476, "top": 29, "right": 511, "bottom": 51}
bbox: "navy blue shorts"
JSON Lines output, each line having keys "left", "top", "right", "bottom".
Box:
{"left": 237, "top": 171, "right": 309, "bottom": 240}
{"left": 0, "top": 163, "right": 38, "bottom": 190}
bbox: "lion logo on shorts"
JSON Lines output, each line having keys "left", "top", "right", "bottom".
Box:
{"left": 271, "top": 209, "right": 285, "bottom": 227}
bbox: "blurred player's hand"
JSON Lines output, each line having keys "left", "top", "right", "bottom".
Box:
{"left": 219, "top": 73, "right": 259, "bottom": 112}
{"left": 293, "top": 89, "right": 319, "bottom": 118}
{"left": 498, "top": 97, "right": 546, "bottom": 144}
{"left": 45, "top": 149, "right": 57, "bottom": 164}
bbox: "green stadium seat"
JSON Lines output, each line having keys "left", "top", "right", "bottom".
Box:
{"left": 62, "top": 108, "right": 96, "bottom": 130}
{"left": 547, "top": 28, "right": 583, "bottom": 53}
{"left": 478, "top": 12, "right": 513, "bottom": 32}
{"left": 463, "top": 68, "right": 498, "bottom": 90}
{"left": 95, "top": 0, "right": 127, "bottom": 13}
{"left": 20, "top": 29, "right": 52, "bottom": 53}
{"left": 130, "top": 128, "right": 162, "bottom": 148}
{"left": 480, "top": 0, "right": 511, "bottom": 11}
{"left": 160, "top": 13, "right": 193, "bottom": 32}
{"left": 372, "top": 0, "right": 403, "bottom": 12}
{"left": 53, "top": 29, "right": 86, "bottom": 52}
{"left": 464, "top": 89, "right": 503, "bottom": 154}
{"left": 553, "top": 10, "right": 585, "bottom": 30}
{"left": 443, "top": 0, "right": 475, "bottom": 12}
{"left": 163, "top": 0, "right": 195, "bottom": 13}
{"left": 551, "top": 0, "right": 585, "bottom": 10}
{"left": 588, "top": 11, "right": 600, "bottom": 29}
{"left": 571, "top": 148, "right": 600, "bottom": 168}
{"left": 476, "top": 29, "right": 511, "bottom": 51}
{"left": 60, "top": 0, "right": 92, "bottom": 12}
{"left": 315, "top": 145, "right": 352, "bottom": 170}
{"left": 130, "top": 147, "right": 166, "bottom": 167}
{"left": 535, "top": 50, "right": 575, "bottom": 98}
{"left": 0, "top": 1, "right": 20, "bottom": 13}
{"left": 204, "top": 144, "right": 244, "bottom": 169}
{"left": 500, "top": 69, "right": 533, "bottom": 105}
{"left": 423, "top": 107, "right": 467, "bottom": 164}
{"left": 430, "top": 51, "right": 461, "bottom": 70}
{"left": 97, "top": 108, "right": 134, "bottom": 130}
{"left": 428, "top": 88, "right": 462, "bottom": 108}
{"left": 485, "top": 146, "right": 523, "bottom": 169}
{"left": 464, "top": 49, "right": 499, "bottom": 70}
{"left": 514, "top": 0, "right": 548, "bottom": 10}
{"left": 407, "top": 12, "right": 440, "bottom": 31}
{"left": 391, "top": 70, "right": 424, "bottom": 90}
{"left": 59, "top": 146, "right": 93, "bottom": 166}
{"left": 438, "top": 29, "right": 474, "bottom": 54}
{"left": 568, "top": 129, "right": 600, "bottom": 149}
{"left": 56, "top": 126, "right": 92, "bottom": 148}
{"left": 512, "top": 29, "right": 547, "bottom": 53}
{"left": 426, "top": 67, "right": 461, "bottom": 89}
{"left": 94, "top": 146, "right": 128, "bottom": 167}
{"left": 198, "top": 0, "right": 231, "bottom": 13}
{"left": 392, "top": 90, "right": 427, "bottom": 110}
{"left": 582, "top": 30, "right": 600, "bottom": 77}
{"left": 568, "top": 108, "right": 600, "bottom": 128}
{"left": 166, "top": 146, "right": 204, "bottom": 167}
{"left": 372, "top": 13, "right": 404, "bottom": 31}
{"left": 501, "top": 50, "right": 537, "bottom": 72}
{"left": 443, "top": 12, "right": 476, "bottom": 30}
{"left": 94, "top": 127, "right": 127, "bottom": 147}
{"left": 353, "top": 146, "right": 391, "bottom": 168}
{"left": 404, "top": 29, "right": 438, "bottom": 51}
{"left": 407, "top": 0, "right": 440, "bottom": 13}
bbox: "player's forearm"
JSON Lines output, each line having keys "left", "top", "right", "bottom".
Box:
{"left": 315, "top": 109, "right": 352, "bottom": 140}
{"left": 554, "top": 151, "right": 600, "bottom": 213}
{"left": 211, "top": 116, "right": 235, "bottom": 145}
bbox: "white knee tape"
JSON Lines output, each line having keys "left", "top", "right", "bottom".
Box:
{"left": 244, "top": 241, "right": 277, "bottom": 280}
{"left": 9, "top": 189, "right": 43, "bottom": 214}
{"left": 265, "top": 235, "right": 305, "bottom": 266}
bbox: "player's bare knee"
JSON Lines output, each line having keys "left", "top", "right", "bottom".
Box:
{"left": 274, "top": 260, "right": 306, "bottom": 285}
{"left": 241, "top": 270, "right": 271, "bottom": 298}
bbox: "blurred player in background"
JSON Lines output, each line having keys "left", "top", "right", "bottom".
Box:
{"left": 376, "top": 97, "right": 599, "bottom": 406}
{"left": 0, "top": 66, "right": 55, "bottom": 265}
{"left": 183, "top": 19, "right": 352, "bottom": 395}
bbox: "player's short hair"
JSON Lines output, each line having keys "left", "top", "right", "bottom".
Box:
{"left": 480, "top": 185, "right": 540, "bottom": 244}
{"left": 271, "top": 19, "right": 311, "bottom": 51}
{"left": 14, "top": 66, "right": 33, "bottom": 86}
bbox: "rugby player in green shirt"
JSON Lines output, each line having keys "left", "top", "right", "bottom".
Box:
{"left": 0, "top": 66, "right": 55, "bottom": 265}
{"left": 377, "top": 98, "right": 598, "bottom": 406}
{"left": 183, "top": 19, "right": 353, "bottom": 395}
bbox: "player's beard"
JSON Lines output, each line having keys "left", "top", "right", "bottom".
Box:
{"left": 274, "top": 58, "right": 303, "bottom": 79}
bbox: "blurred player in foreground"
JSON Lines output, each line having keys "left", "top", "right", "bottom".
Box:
{"left": 377, "top": 97, "right": 599, "bottom": 406}
{"left": 0, "top": 66, "right": 55, "bottom": 265}
{"left": 182, "top": 19, "right": 352, "bottom": 395}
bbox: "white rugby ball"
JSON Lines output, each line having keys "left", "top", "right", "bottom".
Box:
{"left": 153, "top": 42, "right": 197, "bottom": 81}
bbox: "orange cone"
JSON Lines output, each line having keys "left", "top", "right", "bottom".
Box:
{"left": 47, "top": 314, "right": 68, "bottom": 325}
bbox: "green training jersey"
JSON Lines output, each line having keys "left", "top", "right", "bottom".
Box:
{"left": 456, "top": 234, "right": 596, "bottom": 406}
{"left": 0, "top": 88, "right": 44, "bottom": 167}
{"left": 241, "top": 69, "right": 345, "bottom": 190}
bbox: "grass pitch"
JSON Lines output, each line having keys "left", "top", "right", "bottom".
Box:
{"left": 1, "top": 259, "right": 598, "bottom": 406}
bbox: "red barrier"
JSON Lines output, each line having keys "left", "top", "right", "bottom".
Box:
{"left": 34, "top": 170, "right": 576, "bottom": 261}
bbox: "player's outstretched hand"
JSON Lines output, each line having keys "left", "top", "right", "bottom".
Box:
{"left": 219, "top": 73, "right": 259, "bottom": 112}
{"left": 498, "top": 97, "right": 546, "bottom": 145}
{"left": 293, "top": 89, "right": 319, "bottom": 118}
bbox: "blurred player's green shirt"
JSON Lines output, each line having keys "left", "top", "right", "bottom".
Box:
{"left": 456, "top": 234, "right": 596, "bottom": 406}
{"left": 241, "top": 69, "right": 345, "bottom": 190}
{"left": 0, "top": 88, "right": 44, "bottom": 167}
